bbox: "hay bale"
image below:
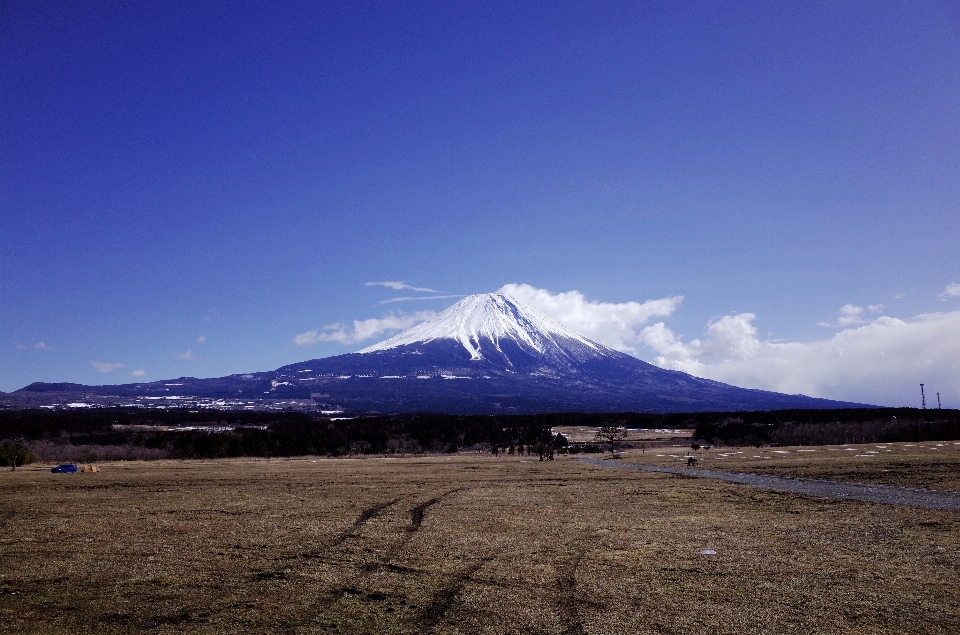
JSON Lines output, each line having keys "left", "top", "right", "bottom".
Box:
{"left": 82, "top": 464, "right": 101, "bottom": 473}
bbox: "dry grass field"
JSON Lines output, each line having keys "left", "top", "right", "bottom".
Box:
{"left": 2, "top": 452, "right": 959, "bottom": 634}
{"left": 553, "top": 426, "right": 692, "bottom": 444}
{"left": 629, "top": 440, "right": 960, "bottom": 491}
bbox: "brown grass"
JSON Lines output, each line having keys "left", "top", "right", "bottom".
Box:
{"left": 1, "top": 453, "right": 959, "bottom": 634}
{"left": 631, "top": 440, "right": 960, "bottom": 491}
{"left": 553, "top": 425, "right": 692, "bottom": 444}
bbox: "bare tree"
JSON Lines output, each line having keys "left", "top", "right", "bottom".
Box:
{"left": 533, "top": 429, "right": 561, "bottom": 461}
{"left": 595, "top": 423, "right": 628, "bottom": 457}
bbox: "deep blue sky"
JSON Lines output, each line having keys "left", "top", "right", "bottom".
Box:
{"left": 2, "top": 1, "right": 959, "bottom": 400}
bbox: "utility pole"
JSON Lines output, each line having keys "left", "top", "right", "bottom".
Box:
{"left": 938, "top": 392, "right": 942, "bottom": 409}
{"left": 920, "top": 384, "right": 926, "bottom": 410}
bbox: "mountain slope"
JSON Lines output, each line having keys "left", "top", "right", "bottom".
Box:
{"left": 15, "top": 293, "right": 871, "bottom": 413}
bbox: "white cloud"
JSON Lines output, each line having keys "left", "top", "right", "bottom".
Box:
{"left": 92, "top": 361, "right": 125, "bottom": 373}
{"left": 837, "top": 304, "right": 865, "bottom": 326}
{"left": 176, "top": 350, "right": 196, "bottom": 360}
{"left": 636, "top": 322, "right": 705, "bottom": 374}
{"left": 867, "top": 304, "right": 884, "bottom": 313}
{"left": 702, "top": 313, "right": 762, "bottom": 357}
{"left": 379, "top": 294, "right": 464, "bottom": 304}
{"left": 295, "top": 311, "right": 437, "bottom": 346}
{"left": 635, "top": 313, "right": 761, "bottom": 372}
{"left": 195, "top": 335, "right": 206, "bottom": 344}
{"left": 131, "top": 369, "right": 146, "bottom": 377}
{"left": 365, "top": 281, "right": 438, "bottom": 293}
{"left": 16, "top": 341, "right": 54, "bottom": 351}
{"left": 204, "top": 309, "right": 222, "bottom": 322}
{"left": 940, "top": 283, "right": 960, "bottom": 299}
{"left": 498, "top": 283, "right": 683, "bottom": 354}
{"left": 639, "top": 311, "right": 960, "bottom": 407}
{"left": 818, "top": 304, "right": 869, "bottom": 328}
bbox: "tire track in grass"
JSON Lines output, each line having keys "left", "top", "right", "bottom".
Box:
{"left": 408, "top": 487, "right": 463, "bottom": 532}
{"left": 416, "top": 556, "right": 492, "bottom": 631}
{"left": 329, "top": 497, "right": 401, "bottom": 547}
{"left": 323, "top": 488, "right": 466, "bottom": 599}
{"left": 554, "top": 533, "right": 605, "bottom": 635}
{"left": 299, "top": 498, "right": 402, "bottom": 560}
{"left": 555, "top": 548, "right": 586, "bottom": 635}
{"left": 408, "top": 497, "right": 440, "bottom": 531}
{"left": 302, "top": 487, "right": 468, "bottom": 626}
{"left": 381, "top": 487, "right": 464, "bottom": 562}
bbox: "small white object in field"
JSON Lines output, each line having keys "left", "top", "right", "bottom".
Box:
{"left": 701, "top": 549, "right": 717, "bottom": 555}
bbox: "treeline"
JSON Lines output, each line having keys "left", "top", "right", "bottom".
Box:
{"left": 0, "top": 410, "right": 581, "bottom": 461}
{"left": 694, "top": 409, "right": 960, "bottom": 446}
{"left": 5, "top": 407, "right": 959, "bottom": 462}
{"left": 0, "top": 408, "right": 314, "bottom": 440}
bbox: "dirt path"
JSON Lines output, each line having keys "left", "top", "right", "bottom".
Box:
{"left": 572, "top": 456, "right": 960, "bottom": 512}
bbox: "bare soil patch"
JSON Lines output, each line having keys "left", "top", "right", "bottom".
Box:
{"left": 1, "top": 455, "right": 959, "bottom": 634}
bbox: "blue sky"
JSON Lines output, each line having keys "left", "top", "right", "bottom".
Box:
{"left": 2, "top": 1, "right": 958, "bottom": 405}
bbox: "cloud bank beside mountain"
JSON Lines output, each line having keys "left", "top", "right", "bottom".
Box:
{"left": 293, "top": 283, "right": 960, "bottom": 407}
{"left": 505, "top": 285, "right": 960, "bottom": 407}
{"left": 497, "top": 283, "right": 683, "bottom": 355}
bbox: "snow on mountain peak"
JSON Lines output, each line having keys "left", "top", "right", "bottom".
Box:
{"left": 358, "top": 292, "right": 609, "bottom": 362}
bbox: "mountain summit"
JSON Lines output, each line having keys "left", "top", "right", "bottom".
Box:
{"left": 360, "top": 293, "right": 611, "bottom": 364}
{"left": 16, "top": 292, "right": 869, "bottom": 413}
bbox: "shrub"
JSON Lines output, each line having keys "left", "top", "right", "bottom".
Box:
{"left": 0, "top": 439, "right": 38, "bottom": 468}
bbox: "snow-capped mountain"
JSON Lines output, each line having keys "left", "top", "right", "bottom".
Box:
{"left": 360, "top": 293, "right": 612, "bottom": 364}
{"left": 16, "top": 293, "right": 870, "bottom": 413}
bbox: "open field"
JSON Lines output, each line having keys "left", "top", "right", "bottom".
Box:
{"left": 627, "top": 441, "right": 960, "bottom": 491}
{"left": 553, "top": 426, "right": 692, "bottom": 444}
{"left": 2, "top": 454, "right": 959, "bottom": 634}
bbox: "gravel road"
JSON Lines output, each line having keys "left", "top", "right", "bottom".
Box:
{"left": 572, "top": 456, "right": 960, "bottom": 512}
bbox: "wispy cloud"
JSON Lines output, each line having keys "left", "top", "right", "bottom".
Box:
{"left": 818, "top": 304, "right": 867, "bottom": 328}
{"left": 204, "top": 309, "right": 222, "bottom": 322}
{"left": 379, "top": 294, "right": 464, "bottom": 304}
{"left": 195, "top": 335, "right": 206, "bottom": 344}
{"left": 940, "top": 283, "right": 960, "bottom": 299}
{"left": 16, "top": 341, "right": 54, "bottom": 351}
{"left": 131, "top": 369, "right": 146, "bottom": 377}
{"left": 295, "top": 311, "right": 437, "bottom": 346}
{"left": 365, "top": 281, "right": 439, "bottom": 293}
{"left": 92, "top": 361, "right": 125, "bottom": 373}
{"left": 499, "top": 283, "right": 683, "bottom": 355}
{"left": 176, "top": 350, "right": 197, "bottom": 360}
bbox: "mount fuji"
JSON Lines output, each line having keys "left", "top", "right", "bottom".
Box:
{"left": 16, "top": 293, "right": 868, "bottom": 413}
